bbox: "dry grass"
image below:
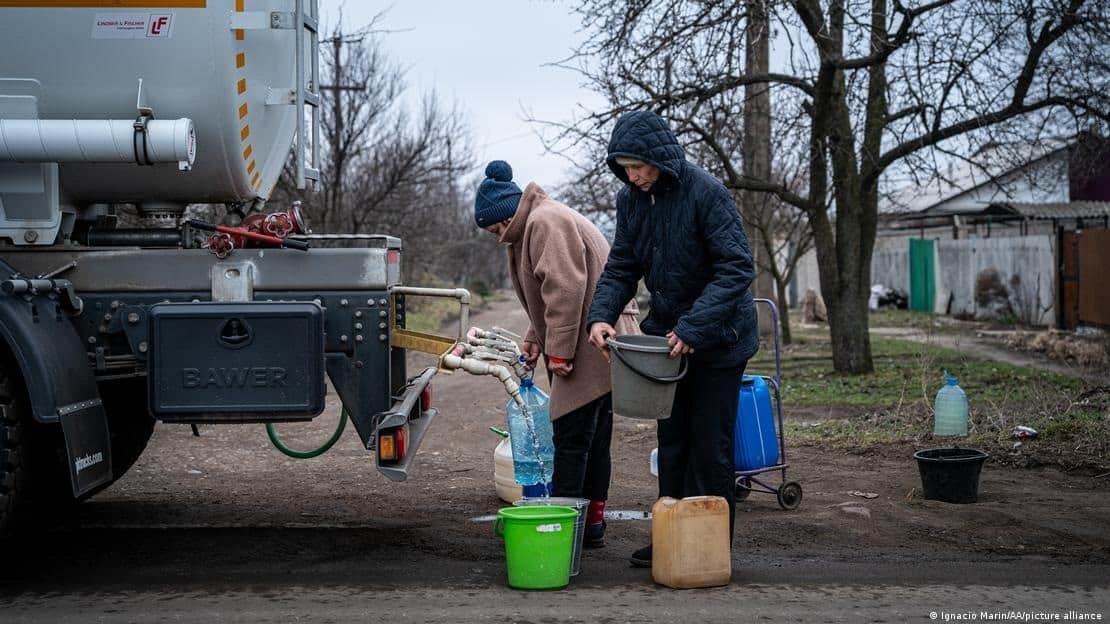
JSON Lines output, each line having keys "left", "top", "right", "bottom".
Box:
{"left": 1003, "top": 330, "right": 1109, "bottom": 367}
{"left": 761, "top": 327, "right": 1110, "bottom": 472}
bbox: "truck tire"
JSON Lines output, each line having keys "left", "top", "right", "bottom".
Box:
{"left": 0, "top": 351, "right": 82, "bottom": 531}
{"left": 1, "top": 358, "right": 156, "bottom": 531}
{"left": 0, "top": 352, "right": 32, "bottom": 530}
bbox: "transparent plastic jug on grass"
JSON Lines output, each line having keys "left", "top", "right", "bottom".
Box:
{"left": 933, "top": 371, "right": 969, "bottom": 437}
{"left": 506, "top": 377, "right": 555, "bottom": 487}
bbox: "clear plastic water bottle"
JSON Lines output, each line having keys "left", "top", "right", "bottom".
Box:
{"left": 933, "top": 371, "right": 969, "bottom": 437}
{"left": 650, "top": 447, "right": 659, "bottom": 477}
{"left": 506, "top": 378, "right": 555, "bottom": 486}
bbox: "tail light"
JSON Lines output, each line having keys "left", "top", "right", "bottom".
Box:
{"left": 378, "top": 425, "right": 408, "bottom": 464}
{"left": 420, "top": 383, "right": 433, "bottom": 413}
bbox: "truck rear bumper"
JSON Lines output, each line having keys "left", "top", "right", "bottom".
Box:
{"left": 375, "top": 366, "right": 437, "bottom": 482}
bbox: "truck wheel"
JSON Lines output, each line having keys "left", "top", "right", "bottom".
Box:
{"left": 1, "top": 352, "right": 80, "bottom": 529}
{"left": 0, "top": 353, "right": 32, "bottom": 530}
{"left": 100, "top": 377, "right": 155, "bottom": 481}
{"left": 0, "top": 358, "right": 157, "bottom": 531}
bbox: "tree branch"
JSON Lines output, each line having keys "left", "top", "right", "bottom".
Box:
{"left": 835, "top": 0, "right": 954, "bottom": 69}
{"left": 685, "top": 118, "right": 814, "bottom": 212}
{"left": 875, "top": 95, "right": 1109, "bottom": 183}
{"left": 872, "top": 0, "right": 1098, "bottom": 184}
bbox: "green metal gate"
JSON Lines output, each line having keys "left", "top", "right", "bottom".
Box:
{"left": 909, "top": 239, "right": 936, "bottom": 313}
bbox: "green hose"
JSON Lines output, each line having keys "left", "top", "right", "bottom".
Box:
{"left": 265, "top": 409, "right": 349, "bottom": 459}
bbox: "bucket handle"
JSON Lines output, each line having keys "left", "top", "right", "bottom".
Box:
{"left": 494, "top": 517, "right": 504, "bottom": 537}
{"left": 607, "top": 340, "right": 688, "bottom": 384}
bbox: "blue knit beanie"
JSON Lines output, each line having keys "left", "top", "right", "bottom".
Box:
{"left": 474, "top": 160, "right": 522, "bottom": 228}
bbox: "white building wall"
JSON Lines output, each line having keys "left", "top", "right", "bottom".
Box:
{"left": 790, "top": 246, "right": 821, "bottom": 307}
{"left": 871, "top": 235, "right": 910, "bottom": 292}
{"left": 936, "top": 235, "right": 1056, "bottom": 326}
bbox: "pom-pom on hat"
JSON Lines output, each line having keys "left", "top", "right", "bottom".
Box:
{"left": 474, "top": 160, "right": 523, "bottom": 228}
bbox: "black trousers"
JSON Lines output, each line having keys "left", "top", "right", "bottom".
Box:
{"left": 551, "top": 393, "right": 613, "bottom": 502}
{"left": 657, "top": 361, "right": 746, "bottom": 536}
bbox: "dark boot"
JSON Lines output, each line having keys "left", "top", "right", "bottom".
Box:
{"left": 583, "top": 521, "right": 606, "bottom": 548}
{"left": 630, "top": 544, "right": 652, "bottom": 568}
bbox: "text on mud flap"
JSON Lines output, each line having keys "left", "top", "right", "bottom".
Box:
{"left": 74, "top": 452, "right": 104, "bottom": 474}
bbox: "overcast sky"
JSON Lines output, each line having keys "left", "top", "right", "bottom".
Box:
{"left": 318, "top": 0, "right": 602, "bottom": 191}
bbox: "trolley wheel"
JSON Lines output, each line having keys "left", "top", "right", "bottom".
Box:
{"left": 777, "top": 481, "right": 803, "bottom": 510}
{"left": 734, "top": 477, "right": 752, "bottom": 502}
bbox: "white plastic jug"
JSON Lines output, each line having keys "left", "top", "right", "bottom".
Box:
{"left": 492, "top": 430, "right": 523, "bottom": 503}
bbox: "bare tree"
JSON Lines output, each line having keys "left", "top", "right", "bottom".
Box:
{"left": 273, "top": 25, "right": 505, "bottom": 289}
{"left": 554, "top": 0, "right": 1109, "bottom": 373}
{"left": 733, "top": 174, "right": 813, "bottom": 345}
{"left": 553, "top": 138, "right": 623, "bottom": 219}
{"left": 676, "top": 83, "right": 815, "bottom": 343}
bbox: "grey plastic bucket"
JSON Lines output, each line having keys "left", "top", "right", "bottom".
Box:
{"left": 606, "top": 335, "right": 687, "bottom": 420}
{"left": 514, "top": 496, "right": 589, "bottom": 576}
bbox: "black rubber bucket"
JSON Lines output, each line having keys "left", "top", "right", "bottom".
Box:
{"left": 913, "top": 448, "right": 989, "bottom": 504}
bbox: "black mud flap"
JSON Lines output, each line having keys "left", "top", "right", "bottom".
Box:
{"left": 0, "top": 263, "right": 112, "bottom": 498}
{"left": 58, "top": 400, "right": 113, "bottom": 497}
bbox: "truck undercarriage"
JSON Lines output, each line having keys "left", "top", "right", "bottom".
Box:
{"left": 0, "top": 242, "right": 469, "bottom": 528}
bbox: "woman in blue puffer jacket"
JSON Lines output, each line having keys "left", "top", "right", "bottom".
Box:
{"left": 586, "top": 110, "right": 758, "bottom": 568}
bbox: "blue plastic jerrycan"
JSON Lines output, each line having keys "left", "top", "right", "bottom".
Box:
{"left": 933, "top": 371, "right": 969, "bottom": 437}
{"left": 735, "top": 375, "right": 779, "bottom": 471}
{"left": 506, "top": 379, "right": 556, "bottom": 486}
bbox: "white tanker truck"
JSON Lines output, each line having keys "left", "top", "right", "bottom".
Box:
{"left": 0, "top": 0, "right": 468, "bottom": 529}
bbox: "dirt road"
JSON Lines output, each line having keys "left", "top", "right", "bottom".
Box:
{"left": 2, "top": 297, "right": 1108, "bottom": 622}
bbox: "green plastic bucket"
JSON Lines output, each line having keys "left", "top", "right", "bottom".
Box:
{"left": 495, "top": 505, "right": 577, "bottom": 590}
{"left": 513, "top": 496, "right": 589, "bottom": 576}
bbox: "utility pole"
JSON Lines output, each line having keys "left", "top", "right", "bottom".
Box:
{"left": 742, "top": 0, "right": 776, "bottom": 333}
{"left": 446, "top": 134, "right": 467, "bottom": 285}
{"left": 318, "top": 33, "right": 366, "bottom": 232}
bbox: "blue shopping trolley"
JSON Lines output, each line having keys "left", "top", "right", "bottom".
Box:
{"left": 734, "top": 298, "right": 802, "bottom": 510}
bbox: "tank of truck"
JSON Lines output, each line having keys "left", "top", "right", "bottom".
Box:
{"left": 0, "top": 0, "right": 303, "bottom": 204}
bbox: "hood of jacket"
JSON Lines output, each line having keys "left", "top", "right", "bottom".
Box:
{"left": 605, "top": 111, "right": 686, "bottom": 192}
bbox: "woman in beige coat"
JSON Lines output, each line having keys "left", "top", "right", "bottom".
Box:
{"left": 475, "top": 160, "right": 638, "bottom": 547}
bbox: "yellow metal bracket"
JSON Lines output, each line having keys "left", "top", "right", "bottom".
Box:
{"left": 389, "top": 286, "right": 471, "bottom": 371}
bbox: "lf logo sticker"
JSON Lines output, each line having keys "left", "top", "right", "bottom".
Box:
{"left": 92, "top": 13, "right": 175, "bottom": 39}
{"left": 147, "top": 14, "right": 172, "bottom": 37}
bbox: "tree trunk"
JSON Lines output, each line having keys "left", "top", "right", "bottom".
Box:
{"left": 811, "top": 4, "right": 875, "bottom": 375}
{"left": 827, "top": 283, "right": 872, "bottom": 373}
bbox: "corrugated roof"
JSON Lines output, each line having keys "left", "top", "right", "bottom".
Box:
{"left": 991, "top": 201, "right": 1110, "bottom": 219}
{"left": 878, "top": 141, "right": 1071, "bottom": 215}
